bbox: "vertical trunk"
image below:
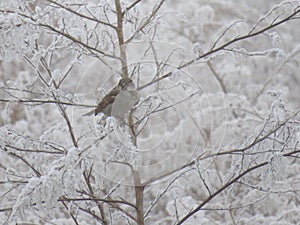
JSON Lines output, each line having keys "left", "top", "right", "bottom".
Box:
{"left": 133, "top": 170, "right": 145, "bottom": 225}
{"left": 114, "top": 0, "right": 129, "bottom": 78}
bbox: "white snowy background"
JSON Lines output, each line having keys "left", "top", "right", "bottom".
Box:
{"left": 1, "top": 0, "right": 300, "bottom": 224}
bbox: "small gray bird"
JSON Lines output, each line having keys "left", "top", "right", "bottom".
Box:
{"left": 84, "top": 78, "right": 139, "bottom": 118}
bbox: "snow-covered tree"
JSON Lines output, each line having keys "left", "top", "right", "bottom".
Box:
{"left": 1, "top": 0, "right": 300, "bottom": 224}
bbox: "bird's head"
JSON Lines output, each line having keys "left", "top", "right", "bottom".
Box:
{"left": 118, "top": 78, "right": 135, "bottom": 89}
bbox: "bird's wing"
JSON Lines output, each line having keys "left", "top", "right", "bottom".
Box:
{"left": 94, "top": 86, "right": 120, "bottom": 115}
{"left": 83, "top": 83, "right": 122, "bottom": 116}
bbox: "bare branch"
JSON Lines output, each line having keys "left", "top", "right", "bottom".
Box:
{"left": 123, "top": 0, "right": 143, "bottom": 15}
{"left": 62, "top": 196, "right": 137, "bottom": 209}
{"left": 206, "top": 61, "right": 227, "bottom": 93}
{"left": 139, "top": 8, "right": 300, "bottom": 91}
{"left": 38, "top": 23, "right": 119, "bottom": 60}
{"left": 125, "top": 0, "right": 166, "bottom": 44}
{"left": 115, "top": 0, "right": 129, "bottom": 78}
{"left": 175, "top": 162, "right": 268, "bottom": 225}
{"left": 143, "top": 109, "right": 300, "bottom": 186}
{"left": 4, "top": 144, "right": 65, "bottom": 155}
{"left": 56, "top": 100, "right": 78, "bottom": 148}
{"left": 60, "top": 200, "right": 80, "bottom": 225}
{"left": 181, "top": 8, "right": 300, "bottom": 69}
{"left": 0, "top": 98, "right": 94, "bottom": 108}
{"left": 7, "top": 152, "right": 41, "bottom": 177}
{"left": 83, "top": 169, "right": 108, "bottom": 225}
{"left": 45, "top": 0, "right": 117, "bottom": 29}
{"left": 132, "top": 169, "right": 145, "bottom": 225}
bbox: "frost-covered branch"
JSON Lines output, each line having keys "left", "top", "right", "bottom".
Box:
{"left": 0, "top": 98, "right": 94, "bottom": 107}
{"left": 1, "top": 1, "right": 300, "bottom": 224}
{"left": 139, "top": 6, "right": 300, "bottom": 91}
{"left": 175, "top": 161, "right": 268, "bottom": 225}
{"left": 7, "top": 152, "right": 41, "bottom": 177}
{"left": 45, "top": 0, "right": 117, "bottom": 29}
{"left": 144, "top": 108, "right": 300, "bottom": 185}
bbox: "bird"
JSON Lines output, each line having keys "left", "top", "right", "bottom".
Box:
{"left": 83, "top": 78, "right": 139, "bottom": 119}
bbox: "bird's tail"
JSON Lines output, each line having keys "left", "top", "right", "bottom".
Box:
{"left": 83, "top": 109, "right": 95, "bottom": 116}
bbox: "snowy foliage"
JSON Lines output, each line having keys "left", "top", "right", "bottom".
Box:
{"left": 1, "top": 0, "right": 300, "bottom": 224}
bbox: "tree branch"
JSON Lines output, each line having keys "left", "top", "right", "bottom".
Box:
{"left": 45, "top": 0, "right": 117, "bottom": 29}
{"left": 175, "top": 162, "right": 268, "bottom": 225}
{"left": 138, "top": 8, "right": 300, "bottom": 91}
{"left": 115, "top": 0, "right": 129, "bottom": 78}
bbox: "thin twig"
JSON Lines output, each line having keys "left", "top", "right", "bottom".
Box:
{"left": 45, "top": 0, "right": 117, "bottom": 29}
{"left": 138, "top": 8, "right": 300, "bottom": 91}
{"left": 175, "top": 162, "right": 268, "bottom": 225}
{"left": 0, "top": 98, "right": 94, "bottom": 108}
{"left": 123, "top": 0, "right": 143, "bottom": 15}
